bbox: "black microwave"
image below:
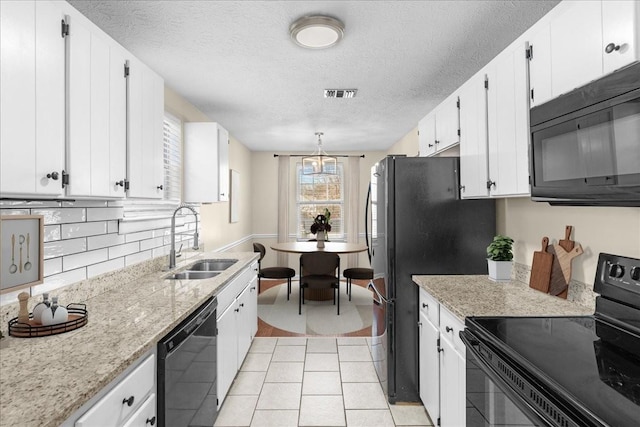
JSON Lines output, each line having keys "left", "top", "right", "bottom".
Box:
{"left": 530, "top": 62, "right": 640, "bottom": 207}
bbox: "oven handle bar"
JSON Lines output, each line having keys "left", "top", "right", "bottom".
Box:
{"left": 461, "top": 329, "right": 576, "bottom": 427}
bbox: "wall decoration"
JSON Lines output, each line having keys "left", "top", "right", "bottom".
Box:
{"left": 1, "top": 215, "right": 44, "bottom": 293}
{"left": 230, "top": 169, "right": 240, "bottom": 223}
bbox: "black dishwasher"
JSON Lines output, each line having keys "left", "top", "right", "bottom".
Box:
{"left": 158, "top": 297, "right": 218, "bottom": 427}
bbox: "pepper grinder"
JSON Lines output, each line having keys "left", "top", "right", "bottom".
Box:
{"left": 17, "top": 292, "right": 30, "bottom": 324}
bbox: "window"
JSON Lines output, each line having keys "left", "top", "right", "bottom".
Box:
{"left": 296, "top": 163, "right": 344, "bottom": 240}
{"left": 163, "top": 112, "right": 182, "bottom": 202}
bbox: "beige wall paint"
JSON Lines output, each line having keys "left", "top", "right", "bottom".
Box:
{"left": 388, "top": 126, "right": 419, "bottom": 156}
{"left": 164, "top": 85, "right": 253, "bottom": 253}
{"left": 250, "top": 151, "right": 386, "bottom": 269}
{"left": 390, "top": 127, "right": 640, "bottom": 286}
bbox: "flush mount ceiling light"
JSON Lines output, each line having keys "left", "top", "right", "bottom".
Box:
{"left": 290, "top": 15, "right": 344, "bottom": 49}
{"left": 302, "top": 132, "right": 337, "bottom": 175}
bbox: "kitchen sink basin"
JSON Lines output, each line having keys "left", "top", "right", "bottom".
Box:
{"left": 188, "top": 259, "right": 238, "bottom": 272}
{"left": 168, "top": 271, "right": 221, "bottom": 280}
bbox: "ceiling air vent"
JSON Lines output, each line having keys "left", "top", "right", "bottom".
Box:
{"left": 324, "top": 89, "right": 357, "bottom": 98}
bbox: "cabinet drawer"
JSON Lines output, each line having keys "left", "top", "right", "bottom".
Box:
{"left": 419, "top": 288, "right": 439, "bottom": 326}
{"left": 122, "top": 393, "right": 156, "bottom": 427}
{"left": 439, "top": 306, "right": 465, "bottom": 355}
{"left": 75, "top": 354, "right": 155, "bottom": 427}
{"left": 216, "top": 266, "right": 251, "bottom": 315}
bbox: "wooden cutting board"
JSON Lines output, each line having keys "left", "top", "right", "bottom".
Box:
{"left": 559, "top": 225, "right": 575, "bottom": 252}
{"left": 548, "top": 243, "right": 584, "bottom": 298}
{"left": 529, "top": 237, "right": 553, "bottom": 293}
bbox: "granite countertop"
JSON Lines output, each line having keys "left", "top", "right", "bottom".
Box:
{"left": 0, "top": 251, "right": 258, "bottom": 427}
{"left": 412, "top": 275, "right": 595, "bottom": 322}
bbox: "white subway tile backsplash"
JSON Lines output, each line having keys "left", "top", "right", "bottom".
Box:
{"left": 63, "top": 249, "right": 109, "bottom": 270}
{"left": 153, "top": 245, "right": 170, "bottom": 258}
{"left": 125, "top": 230, "right": 153, "bottom": 243}
{"left": 0, "top": 209, "right": 30, "bottom": 216}
{"left": 87, "top": 257, "right": 125, "bottom": 278}
{"left": 62, "top": 200, "right": 108, "bottom": 208}
{"left": 31, "top": 268, "right": 87, "bottom": 297}
{"left": 140, "top": 236, "right": 165, "bottom": 251}
{"left": 125, "top": 250, "right": 152, "bottom": 266}
{"left": 108, "top": 242, "right": 140, "bottom": 259}
{"left": 44, "top": 258, "right": 63, "bottom": 276}
{"left": 107, "top": 220, "right": 118, "bottom": 233}
{"left": 86, "top": 207, "right": 124, "bottom": 221}
{"left": 43, "top": 225, "right": 61, "bottom": 242}
{"left": 87, "top": 233, "right": 125, "bottom": 250}
{"left": 44, "top": 238, "right": 87, "bottom": 259}
{"left": 62, "top": 222, "right": 107, "bottom": 239}
{"left": 0, "top": 289, "right": 24, "bottom": 307}
{"left": 32, "top": 208, "right": 86, "bottom": 225}
{"left": 118, "top": 217, "right": 174, "bottom": 234}
{"left": 0, "top": 200, "right": 59, "bottom": 208}
{"left": 153, "top": 228, "right": 170, "bottom": 238}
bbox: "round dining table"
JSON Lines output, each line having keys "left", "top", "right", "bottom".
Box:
{"left": 270, "top": 241, "right": 369, "bottom": 300}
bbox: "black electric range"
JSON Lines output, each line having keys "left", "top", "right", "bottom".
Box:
{"left": 462, "top": 253, "right": 640, "bottom": 427}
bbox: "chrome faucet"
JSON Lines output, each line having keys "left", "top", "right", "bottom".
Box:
{"left": 169, "top": 204, "right": 199, "bottom": 269}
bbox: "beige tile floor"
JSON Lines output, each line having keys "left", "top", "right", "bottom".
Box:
{"left": 214, "top": 337, "right": 434, "bottom": 427}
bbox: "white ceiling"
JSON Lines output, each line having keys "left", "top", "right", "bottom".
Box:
{"left": 68, "top": 0, "right": 560, "bottom": 153}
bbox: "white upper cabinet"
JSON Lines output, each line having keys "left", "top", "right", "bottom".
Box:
{"left": 458, "top": 70, "right": 489, "bottom": 198}
{"left": 66, "top": 9, "right": 127, "bottom": 198}
{"left": 528, "top": 0, "right": 640, "bottom": 106}
{"left": 127, "top": 57, "right": 165, "bottom": 199}
{"left": 486, "top": 42, "right": 530, "bottom": 197}
{"left": 418, "top": 93, "right": 460, "bottom": 157}
{"left": 418, "top": 112, "right": 436, "bottom": 156}
{"left": 0, "top": 1, "right": 65, "bottom": 197}
{"left": 184, "top": 122, "right": 229, "bottom": 203}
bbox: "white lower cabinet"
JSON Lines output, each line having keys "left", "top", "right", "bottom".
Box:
{"left": 217, "top": 261, "right": 259, "bottom": 408}
{"left": 418, "top": 288, "right": 466, "bottom": 427}
{"left": 73, "top": 353, "right": 155, "bottom": 427}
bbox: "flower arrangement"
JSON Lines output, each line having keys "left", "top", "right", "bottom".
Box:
{"left": 310, "top": 208, "right": 332, "bottom": 235}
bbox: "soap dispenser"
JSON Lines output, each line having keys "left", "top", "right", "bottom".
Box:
{"left": 40, "top": 296, "right": 68, "bottom": 326}
{"left": 32, "top": 293, "right": 51, "bottom": 324}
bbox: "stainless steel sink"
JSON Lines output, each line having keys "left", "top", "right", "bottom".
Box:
{"left": 168, "top": 271, "right": 221, "bottom": 280}
{"left": 189, "top": 259, "right": 238, "bottom": 272}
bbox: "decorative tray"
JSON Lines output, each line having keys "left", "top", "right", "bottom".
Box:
{"left": 8, "top": 303, "right": 88, "bottom": 338}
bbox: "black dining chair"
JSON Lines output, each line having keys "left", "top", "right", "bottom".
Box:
{"left": 343, "top": 267, "right": 373, "bottom": 301}
{"left": 253, "top": 243, "right": 296, "bottom": 299}
{"left": 299, "top": 251, "right": 341, "bottom": 315}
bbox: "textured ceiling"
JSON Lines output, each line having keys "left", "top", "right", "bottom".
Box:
{"left": 68, "top": 0, "right": 560, "bottom": 153}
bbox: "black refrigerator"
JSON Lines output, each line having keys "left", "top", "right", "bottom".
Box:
{"left": 366, "top": 155, "right": 495, "bottom": 404}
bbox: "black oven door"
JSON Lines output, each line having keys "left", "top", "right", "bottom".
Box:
{"left": 461, "top": 329, "right": 591, "bottom": 427}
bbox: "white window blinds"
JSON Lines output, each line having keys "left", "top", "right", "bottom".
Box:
{"left": 163, "top": 112, "right": 182, "bottom": 202}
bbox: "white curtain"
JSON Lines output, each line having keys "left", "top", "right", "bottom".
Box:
{"left": 277, "top": 155, "right": 290, "bottom": 266}
{"left": 346, "top": 156, "right": 360, "bottom": 269}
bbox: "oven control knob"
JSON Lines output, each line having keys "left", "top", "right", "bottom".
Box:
{"left": 609, "top": 264, "right": 625, "bottom": 278}
{"left": 631, "top": 266, "right": 640, "bottom": 281}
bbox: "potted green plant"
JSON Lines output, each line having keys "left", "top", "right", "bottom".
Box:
{"left": 486, "top": 235, "right": 514, "bottom": 282}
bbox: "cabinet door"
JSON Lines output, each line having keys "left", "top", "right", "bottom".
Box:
{"left": 527, "top": 23, "right": 553, "bottom": 107}
{"left": 184, "top": 123, "right": 221, "bottom": 203}
{"left": 127, "top": 57, "right": 164, "bottom": 199}
{"left": 458, "top": 71, "right": 489, "bottom": 198}
{"left": 418, "top": 112, "right": 436, "bottom": 157}
{"left": 247, "top": 274, "right": 258, "bottom": 339}
{"left": 237, "top": 284, "right": 253, "bottom": 368}
{"left": 121, "top": 393, "right": 156, "bottom": 427}
{"left": 439, "top": 337, "right": 464, "bottom": 427}
{"left": 67, "top": 14, "right": 127, "bottom": 198}
{"left": 549, "top": 0, "right": 603, "bottom": 98}
{"left": 602, "top": 0, "right": 640, "bottom": 74}
{"left": 1, "top": 0, "right": 65, "bottom": 197}
{"left": 487, "top": 45, "right": 530, "bottom": 197}
{"left": 435, "top": 93, "right": 460, "bottom": 152}
{"left": 419, "top": 311, "right": 440, "bottom": 424}
{"left": 217, "top": 304, "right": 238, "bottom": 408}
{"left": 218, "top": 125, "right": 230, "bottom": 201}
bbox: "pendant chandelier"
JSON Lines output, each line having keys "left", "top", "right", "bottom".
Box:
{"left": 302, "top": 132, "right": 337, "bottom": 175}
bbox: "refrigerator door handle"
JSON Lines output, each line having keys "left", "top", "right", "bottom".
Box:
{"left": 365, "top": 183, "right": 372, "bottom": 263}
{"left": 368, "top": 281, "right": 391, "bottom": 306}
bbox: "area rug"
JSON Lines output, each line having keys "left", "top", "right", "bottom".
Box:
{"left": 258, "top": 281, "right": 373, "bottom": 335}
